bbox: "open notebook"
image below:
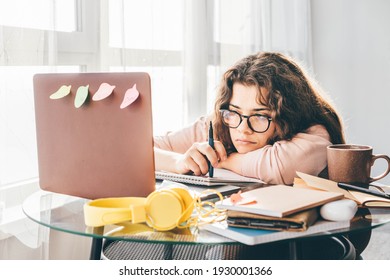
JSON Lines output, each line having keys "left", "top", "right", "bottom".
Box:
{"left": 295, "top": 172, "right": 390, "bottom": 208}
{"left": 155, "top": 168, "right": 264, "bottom": 186}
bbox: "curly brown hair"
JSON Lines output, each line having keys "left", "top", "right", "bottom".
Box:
{"left": 213, "top": 52, "right": 345, "bottom": 153}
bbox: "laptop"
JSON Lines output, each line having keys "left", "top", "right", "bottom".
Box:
{"left": 33, "top": 72, "right": 156, "bottom": 199}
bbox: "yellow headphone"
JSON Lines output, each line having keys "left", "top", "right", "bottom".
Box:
{"left": 84, "top": 187, "right": 195, "bottom": 231}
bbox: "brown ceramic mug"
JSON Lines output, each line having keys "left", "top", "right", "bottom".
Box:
{"left": 327, "top": 144, "right": 390, "bottom": 186}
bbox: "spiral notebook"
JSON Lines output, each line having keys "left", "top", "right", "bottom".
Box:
{"left": 155, "top": 169, "right": 264, "bottom": 186}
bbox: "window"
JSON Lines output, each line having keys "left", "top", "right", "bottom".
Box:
{"left": 1, "top": 0, "right": 312, "bottom": 186}
{"left": 0, "top": 0, "right": 187, "bottom": 185}
{"left": 109, "top": 0, "right": 183, "bottom": 50}
{"left": 106, "top": 0, "right": 185, "bottom": 134}
{"left": 0, "top": 0, "right": 83, "bottom": 186}
{"left": 0, "top": 0, "right": 77, "bottom": 32}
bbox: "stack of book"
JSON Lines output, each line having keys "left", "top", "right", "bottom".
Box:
{"left": 201, "top": 184, "right": 348, "bottom": 245}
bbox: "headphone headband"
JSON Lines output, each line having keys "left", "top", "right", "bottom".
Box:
{"left": 84, "top": 197, "right": 147, "bottom": 227}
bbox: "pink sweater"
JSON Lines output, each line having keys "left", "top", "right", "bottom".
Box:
{"left": 154, "top": 116, "right": 332, "bottom": 185}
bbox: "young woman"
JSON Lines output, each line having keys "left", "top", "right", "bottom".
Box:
{"left": 154, "top": 52, "right": 345, "bottom": 185}
{"left": 153, "top": 52, "right": 372, "bottom": 259}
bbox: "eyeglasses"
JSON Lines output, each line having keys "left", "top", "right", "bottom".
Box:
{"left": 219, "top": 109, "right": 272, "bottom": 133}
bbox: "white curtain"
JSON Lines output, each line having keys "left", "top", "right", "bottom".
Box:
{"left": 0, "top": 0, "right": 311, "bottom": 259}
{"left": 104, "top": 0, "right": 313, "bottom": 127}
{"left": 183, "top": 0, "right": 313, "bottom": 122}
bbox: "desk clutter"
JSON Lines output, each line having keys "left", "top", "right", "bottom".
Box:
{"left": 83, "top": 172, "right": 390, "bottom": 246}
{"left": 205, "top": 172, "right": 387, "bottom": 245}
{"left": 201, "top": 180, "right": 347, "bottom": 245}
{"left": 203, "top": 172, "right": 390, "bottom": 245}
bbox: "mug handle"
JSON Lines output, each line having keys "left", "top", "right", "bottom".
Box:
{"left": 370, "top": 154, "right": 390, "bottom": 182}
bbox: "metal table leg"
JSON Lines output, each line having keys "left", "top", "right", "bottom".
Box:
{"left": 288, "top": 241, "right": 302, "bottom": 260}
{"left": 90, "top": 226, "right": 104, "bottom": 260}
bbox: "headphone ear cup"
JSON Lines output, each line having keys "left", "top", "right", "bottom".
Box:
{"left": 145, "top": 189, "right": 185, "bottom": 231}
{"left": 170, "top": 188, "right": 194, "bottom": 224}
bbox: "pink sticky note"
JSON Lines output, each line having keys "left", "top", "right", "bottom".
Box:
{"left": 230, "top": 191, "right": 257, "bottom": 205}
{"left": 230, "top": 191, "right": 243, "bottom": 204}
{"left": 120, "top": 84, "right": 139, "bottom": 109}
{"left": 92, "top": 83, "right": 116, "bottom": 101}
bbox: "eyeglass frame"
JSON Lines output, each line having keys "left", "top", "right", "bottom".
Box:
{"left": 219, "top": 109, "right": 273, "bottom": 133}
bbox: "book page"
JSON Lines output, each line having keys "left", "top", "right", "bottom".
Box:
{"left": 295, "top": 172, "right": 356, "bottom": 201}
{"left": 350, "top": 190, "right": 390, "bottom": 207}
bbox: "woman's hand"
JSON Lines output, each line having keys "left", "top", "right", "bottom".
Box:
{"left": 176, "top": 140, "right": 227, "bottom": 175}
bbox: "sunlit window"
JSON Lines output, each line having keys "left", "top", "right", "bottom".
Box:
{"left": 0, "top": 66, "right": 79, "bottom": 185}
{"left": 0, "top": 0, "right": 77, "bottom": 32}
{"left": 108, "top": 0, "right": 183, "bottom": 50}
{"left": 108, "top": 0, "right": 185, "bottom": 135}
{"left": 1, "top": 0, "right": 303, "bottom": 187}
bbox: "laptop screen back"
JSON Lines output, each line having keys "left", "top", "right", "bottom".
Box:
{"left": 33, "top": 72, "right": 156, "bottom": 199}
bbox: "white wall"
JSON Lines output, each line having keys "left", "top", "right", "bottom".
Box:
{"left": 311, "top": 0, "right": 390, "bottom": 184}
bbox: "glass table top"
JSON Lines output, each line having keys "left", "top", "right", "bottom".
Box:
{"left": 22, "top": 189, "right": 390, "bottom": 245}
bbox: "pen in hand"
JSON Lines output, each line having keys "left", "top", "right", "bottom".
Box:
{"left": 208, "top": 121, "right": 214, "bottom": 178}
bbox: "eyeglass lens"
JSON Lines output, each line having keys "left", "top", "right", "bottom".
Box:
{"left": 221, "top": 110, "right": 271, "bottom": 133}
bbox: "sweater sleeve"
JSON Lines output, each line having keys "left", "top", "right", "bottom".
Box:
{"left": 153, "top": 116, "right": 209, "bottom": 153}
{"left": 239, "top": 125, "right": 332, "bottom": 185}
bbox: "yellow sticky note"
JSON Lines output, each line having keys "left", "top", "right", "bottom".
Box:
{"left": 49, "top": 85, "right": 71, "bottom": 99}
